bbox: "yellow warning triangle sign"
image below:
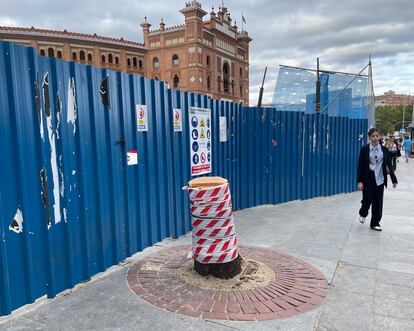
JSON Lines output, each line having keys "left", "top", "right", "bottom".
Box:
{"left": 200, "top": 119, "right": 205, "bottom": 127}
{"left": 200, "top": 129, "right": 205, "bottom": 138}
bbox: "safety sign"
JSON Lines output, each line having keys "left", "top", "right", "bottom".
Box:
{"left": 127, "top": 150, "right": 138, "bottom": 165}
{"left": 173, "top": 108, "right": 182, "bottom": 132}
{"left": 189, "top": 107, "right": 211, "bottom": 176}
{"left": 219, "top": 116, "right": 227, "bottom": 142}
{"left": 136, "top": 104, "right": 148, "bottom": 132}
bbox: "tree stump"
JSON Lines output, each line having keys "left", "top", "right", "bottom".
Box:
{"left": 188, "top": 176, "right": 242, "bottom": 279}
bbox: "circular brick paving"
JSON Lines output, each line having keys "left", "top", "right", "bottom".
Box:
{"left": 127, "top": 246, "right": 329, "bottom": 321}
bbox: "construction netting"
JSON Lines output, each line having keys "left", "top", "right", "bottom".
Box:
{"left": 272, "top": 65, "right": 375, "bottom": 126}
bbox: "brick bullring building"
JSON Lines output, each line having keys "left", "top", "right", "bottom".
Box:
{"left": 0, "top": 1, "right": 252, "bottom": 105}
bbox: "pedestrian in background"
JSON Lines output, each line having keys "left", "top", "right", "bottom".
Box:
{"left": 384, "top": 136, "right": 399, "bottom": 170}
{"left": 402, "top": 135, "right": 413, "bottom": 162}
{"left": 357, "top": 128, "right": 398, "bottom": 231}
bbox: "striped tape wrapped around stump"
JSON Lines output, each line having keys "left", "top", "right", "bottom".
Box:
{"left": 187, "top": 177, "right": 239, "bottom": 265}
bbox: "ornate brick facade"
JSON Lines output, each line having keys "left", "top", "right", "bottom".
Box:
{"left": 0, "top": 1, "right": 251, "bottom": 105}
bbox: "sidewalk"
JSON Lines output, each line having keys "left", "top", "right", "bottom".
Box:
{"left": 1, "top": 160, "right": 414, "bottom": 330}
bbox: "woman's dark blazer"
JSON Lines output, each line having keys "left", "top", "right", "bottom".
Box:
{"left": 357, "top": 144, "right": 398, "bottom": 187}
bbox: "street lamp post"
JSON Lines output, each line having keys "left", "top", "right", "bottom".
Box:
{"left": 403, "top": 105, "right": 405, "bottom": 131}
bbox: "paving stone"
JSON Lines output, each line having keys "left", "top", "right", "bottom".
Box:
{"left": 126, "top": 246, "right": 328, "bottom": 321}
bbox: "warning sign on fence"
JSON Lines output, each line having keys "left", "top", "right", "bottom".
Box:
{"left": 219, "top": 116, "right": 227, "bottom": 142}
{"left": 173, "top": 108, "right": 182, "bottom": 132}
{"left": 136, "top": 104, "right": 148, "bottom": 132}
{"left": 189, "top": 107, "right": 211, "bottom": 176}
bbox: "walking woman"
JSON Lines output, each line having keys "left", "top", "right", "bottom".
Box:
{"left": 357, "top": 128, "right": 398, "bottom": 231}
{"left": 384, "top": 136, "right": 399, "bottom": 170}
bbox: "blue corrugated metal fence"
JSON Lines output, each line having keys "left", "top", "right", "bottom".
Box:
{"left": 0, "top": 42, "right": 368, "bottom": 316}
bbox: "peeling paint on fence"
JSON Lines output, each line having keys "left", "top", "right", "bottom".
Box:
{"left": 9, "top": 209, "right": 23, "bottom": 233}
{"left": 67, "top": 77, "right": 77, "bottom": 135}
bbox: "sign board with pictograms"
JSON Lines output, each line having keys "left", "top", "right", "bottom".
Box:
{"left": 189, "top": 107, "right": 211, "bottom": 176}
{"left": 136, "top": 104, "right": 148, "bottom": 132}
{"left": 173, "top": 108, "right": 182, "bottom": 132}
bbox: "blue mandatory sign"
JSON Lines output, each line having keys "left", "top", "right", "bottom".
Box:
{"left": 207, "top": 141, "right": 211, "bottom": 151}
{"left": 192, "top": 129, "right": 198, "bottom": 140}
{"left": 207, "top": 130, "right": 210, "bottom": 139}
{"left": 207, "top": 152, "right": 211, "bottom": 162}
{"left": 193, "top": 153, "right": 199, "bottom": 165}
{"left": 207, "top": 118, "right": 210, "bottom": 128}
{"left": 192, "top": 141, "right": 199, "bottom": 152}
{"left": 191, "top": 116, "right": 198, "bottom": 128}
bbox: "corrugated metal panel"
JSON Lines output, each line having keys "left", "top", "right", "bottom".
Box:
{"left": 0, "top": 41, "right": 368, "bottom": 317}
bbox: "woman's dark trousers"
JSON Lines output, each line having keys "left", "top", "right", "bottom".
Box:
{"left": 359, "top": 171, "right": 384, "bottom": 228}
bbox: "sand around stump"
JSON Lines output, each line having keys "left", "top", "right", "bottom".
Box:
{"left": 177, "top": 258, "right": 275, "bottom": 291}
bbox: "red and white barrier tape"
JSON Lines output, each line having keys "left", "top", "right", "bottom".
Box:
{"left": 193, "top": 247, "right": 238, "bottom": 264}
{"left": 191, "top": 217, "right": 232, "bottom": 229}
{"left": 192, "top": 234, "right": 236, "bottom": 246}
{"left": 187, "top": 181, "right": 238, "bottom": 264}
{"left": 188, "top": 183, "right": 229, "bottom": 202}
{"left": 190, "top": 200, "right": 233, "bottom": 218}
{"left": 192, "top": 224, "right": 235, "bottom": 238}
{"left": 191, "top": 235, "right": 237, "bottom": 256}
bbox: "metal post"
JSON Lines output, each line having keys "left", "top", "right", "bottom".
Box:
{"left": 315, "top": 58, "right": 320, "bottom": 114}
{"left": 403, "top": 105, "right": 405, "bottom": 131}
{"left": 257, "top": 66, "right": 267, "bottom": 108}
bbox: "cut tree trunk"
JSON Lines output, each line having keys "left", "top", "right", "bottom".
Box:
{"left": 188, "top": 176, "right": 242, "bottom": 279}
{"left": 194, "top": 255, "right": 242, "bottom": 279}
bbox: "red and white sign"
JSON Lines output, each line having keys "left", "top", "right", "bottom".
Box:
{"left": 127, "top": 150, "right": 138, "bottom": 165}
{"left": 136, "top": 104, "right": 148, "bottom": 132}
{"left": 189, "top": 107, "right": 211, "bottom": 176}
{"left": 173, "top": 108, "right": 182, "bottom": 132}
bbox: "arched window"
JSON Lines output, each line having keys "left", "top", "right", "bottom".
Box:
{"left": 139, "top": 60, "right": 143, "bottom": 68}
{"left": 154, "top": 76, "right": 159, "bottom": 81}
{"left": 40, "top": 49, "right": 46, "bottom": 56}
{"left": 223, "top": 62, "right": 230, "bottom": 92}
{"left": 206, "top": 55, "right": 210, "bottom": 66}
{"left": 153, "top": 57, "right": 160, "bottom": 68}
{"left": 172, "top": 54, "right": 179, "bottom": 65}
{"left": 101, "top": 55, "right": 106, "bottom": 63}
{"left": 72, "top": 52, "right": 77, "bottom": 60}
{"left": 87, "top": 53, "right": 92, "bottom": 62}
{"left": 127, "top": 58, "right": 131, "bottom": 66}
{"left": 239, "top": 67, "right": 243, "bottom": 78}
{"left": 79, "top": 50, "right": 85, "bottom": 61}
{"left": 217, "top": 75, "right": 221, "bottom": 91}
{"left": 133, "top": 57, "right": 137, "bottom": 67}
{"left": 115, "top": 56, "right": 119, "bottom": 65}
{"left": 240, "top": 84, "right": 243, "bottom": 97}
{"left": 57, "top": 51, "right": 62, "bottom": 59}
{"left": 108, "top": 54, "right": 113, "bottom": 64}
{"left": 48, "top": 48, "right": 55, "bottom": 57}
{"left": 173, "top": 74, "right": 180, "bottom": 88}
{"left": 207, "top": 75, "right": 211, "bottom": 90}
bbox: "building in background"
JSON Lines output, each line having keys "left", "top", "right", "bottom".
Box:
{"left": 375, "top": 90, "right": 414, "bottom": 106}
{"left": 0, "top": 1, "right": 251, "bottom": 105}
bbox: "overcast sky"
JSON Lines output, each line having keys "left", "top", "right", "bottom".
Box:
{"left": 1, "top": 0, "right": 413, "bottom": 105}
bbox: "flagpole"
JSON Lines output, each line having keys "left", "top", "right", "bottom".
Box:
{"left": 242, "top": 12, "right": 244, "bottom": 32}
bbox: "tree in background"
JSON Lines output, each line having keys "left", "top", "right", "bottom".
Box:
{"left": 375, "top": 105, "right": 413, "bottom": 136}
